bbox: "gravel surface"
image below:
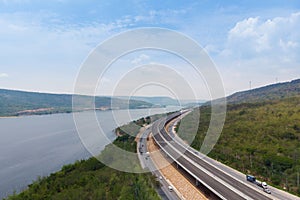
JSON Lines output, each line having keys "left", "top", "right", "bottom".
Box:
{"left": 147, "top": 134, "right": 208, "bottom": 200}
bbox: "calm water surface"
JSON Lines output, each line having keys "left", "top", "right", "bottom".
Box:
{"left": 0, "top": 107, "right": 179, "bottom": 198}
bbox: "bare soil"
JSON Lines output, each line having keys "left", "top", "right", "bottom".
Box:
{"left": 147, "top": 134, "right": 208, "bottom": 200}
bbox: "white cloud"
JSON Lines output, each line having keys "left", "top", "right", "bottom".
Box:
{"left": 0, "top": 11, "right": 136, "bottom": 93}
{"left": 0, "top": 73, "right": 8, "bottom": 78}
{"left": 214, "top": 12, "right": 300, "bottom": 95}
{"left": 226, "top": 12, "right": 300, "bottom": 60}
{"left": 1, "top": 5, "right": 299, "bottom": 98}
{"left": 131, "top": 54, "right": 150, "bottom": 65}
{"left": 134, "top": 8, "right": 188, "bottom": 25}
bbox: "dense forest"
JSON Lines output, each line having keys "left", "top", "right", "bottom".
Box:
{"left": 0, "top": 89, "right": 153, "bottom": 117}
{"left": 177, "top": 95, "right": 300, "bottom": 196}
{"left": 4, "top": 119, "right": 161, "bottom": 200}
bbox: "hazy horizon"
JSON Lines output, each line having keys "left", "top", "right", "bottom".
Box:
{"left": 1, "top": 77, "right": 298, "bottom": 101}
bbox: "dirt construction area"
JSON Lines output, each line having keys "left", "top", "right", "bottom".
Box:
{"left": 147, "top": 134, "right": 209, "bottom": 200}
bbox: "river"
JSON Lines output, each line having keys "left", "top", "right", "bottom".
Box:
{"left": 0, "top": 107, "right": 180, "bottom": 199}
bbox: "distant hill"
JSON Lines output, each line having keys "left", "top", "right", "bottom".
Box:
{"left": 117, "top": 96, "right": 179, "bottom": 106}
{"left": 117, "top": 96, "right": 205, "bottom": 106}
{"left": 0, "top": 89, "right": 153, "bottom": 117}
{"left": 211, "top": 79, "right": 300, "bottom": 105}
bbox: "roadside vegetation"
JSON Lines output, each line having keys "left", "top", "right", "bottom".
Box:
{"left": 177, "top": 95, "right": 300, "bottom": 196}
{"left": 4, "top": 118, "right": 161, "bottom": 200}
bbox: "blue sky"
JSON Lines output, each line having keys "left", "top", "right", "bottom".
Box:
{"left": 0, "top": 0, "right": 299, "bottom": 99}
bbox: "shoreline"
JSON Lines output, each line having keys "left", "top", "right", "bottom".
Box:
{"left": 1, "top": 108, "right": 181, "bottom": 199}
{"left": 0, "top": 106, "right": 167, "bottom": 119}
{"left": 2, "top": 117, "right": 151, "bottom": 199}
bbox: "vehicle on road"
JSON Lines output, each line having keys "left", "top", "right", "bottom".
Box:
{"left": 139, "top": 147, "right": 143, "bottom": 154}
{"left": 246, "top": 175, "right": 268, "bottom": 188}
{"left": 256, "top": 180, "right": 268, "bottom": 188}
{"left": 246, "top": 175, "right": 256, "bottom": 182}
{"left": 263, "top": 188, "right": 271, "bottom": 194}
{"left": 168, "top": 186, "right": 173, "bottom": 192}
{"left": 145, "top": 151, "right": 150, "bottom": 160}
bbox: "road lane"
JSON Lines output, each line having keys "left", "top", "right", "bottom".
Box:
{"left": 137, "top": 125, "right": 180, "bottom": 200}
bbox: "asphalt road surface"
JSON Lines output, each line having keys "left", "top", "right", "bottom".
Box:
{"left": 138, "top": 125, "right": 180, "bottom": 200}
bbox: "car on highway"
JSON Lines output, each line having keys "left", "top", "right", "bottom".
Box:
{"left": 263, "top": 188, "right": 271, "bottom": 194}
{"left": 168, "top": 186, "right": 173, "bottom": 192}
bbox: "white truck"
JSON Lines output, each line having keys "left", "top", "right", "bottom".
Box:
{"left": 256, "top": 180, "right": 268, "bottom": 188}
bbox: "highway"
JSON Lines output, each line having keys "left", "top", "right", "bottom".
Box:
{"left": 165, "top": 114, "right": 300, "bottom": 200}
{"left": 137, "top": 125, "right": 180, "bottom": 200}
{"left": 152, "top": 112, "right": 273, "bottom": 200}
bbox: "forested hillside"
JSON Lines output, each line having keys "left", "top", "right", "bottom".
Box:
{"left": 0, "top": 89, "right": 153, "bottom": 117}
{"left": 211, "top": 79, "right": 300, "bottom": 105}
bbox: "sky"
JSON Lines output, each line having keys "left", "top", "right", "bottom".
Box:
{"left": 0, "top": 0, "right": 299, "bottom": 100}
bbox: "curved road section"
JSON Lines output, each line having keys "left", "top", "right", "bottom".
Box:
{"left": 152, "top": 112, "right": 273, "bottom": 200}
